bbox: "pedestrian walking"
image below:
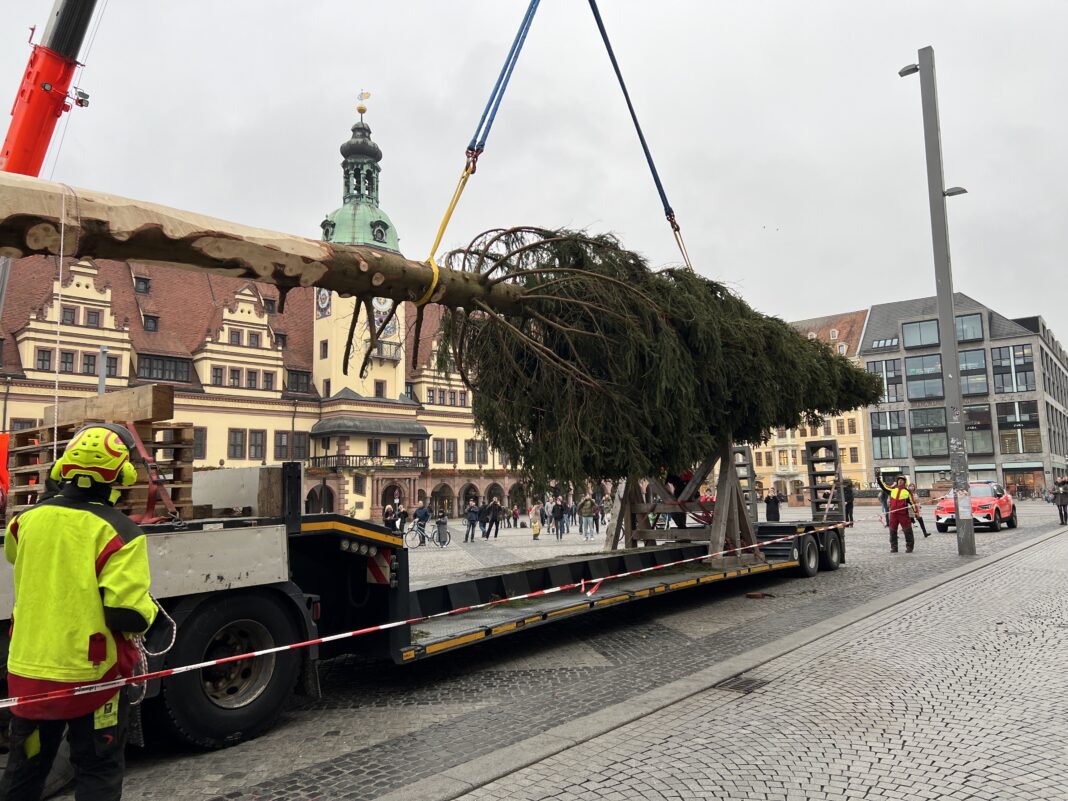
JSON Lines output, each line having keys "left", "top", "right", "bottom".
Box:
{"left": 578, "top": 494, "right": 597, "bottom": 541}
{"left": 436, "top": 510, "right": 450, "bottom": 547}
{"left": 843, "top": 480, "right": 855, "bottom": 524}
{"left": 530, "top": 504, "right": 542, "bottom": 540}
{"left": 877, "top": 471, "right": 919, "bottom": 553}
{"left": 551, "top": 496, "right": 566, "bottom": 540}
{"left": 487, "top": 498, "right": 502, "bottom": 539}
{"left": 1054, "top": 477, "right": 1068, "bottom": 526}
{"left": 764, "top": 491, "right": 780, "bottom": 522}
{"left": 512, "top": 504, "right": 520, "bottom": 529}
{"left": 907, "top": 482, "right": 929, "bottom": 538}
{"left": 0, "top": 425, "right": 157, "bottom": 801}
{"left": 464, "top": 499, "right": 479, "bottom": 543}
{"left": 383, "top": 504, "right": 396, "bottom": 532}
{"left": 396, "top": 504, "right": 409, "bottom": 535}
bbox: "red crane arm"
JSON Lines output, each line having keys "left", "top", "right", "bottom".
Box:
{"left": 0, "top": 0, "right": 97, "bottom": 177}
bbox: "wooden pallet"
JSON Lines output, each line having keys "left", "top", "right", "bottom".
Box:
{"left": 7, "top": 420, "right": 195, "bottom": 519}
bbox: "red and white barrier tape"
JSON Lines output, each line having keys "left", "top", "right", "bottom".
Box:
{"left": 0, "top": 522, "right": 849, "bottom": 711}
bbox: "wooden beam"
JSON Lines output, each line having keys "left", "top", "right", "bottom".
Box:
{"left": 45, "top": 384, "right": 174, "bottom": 428}
{"left": 0, "top": 172, "right": 524, "bottom": 315}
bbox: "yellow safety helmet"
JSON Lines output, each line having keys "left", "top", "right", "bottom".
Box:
{"left": 50, "top": 424, "right": 139, "bottom": 488}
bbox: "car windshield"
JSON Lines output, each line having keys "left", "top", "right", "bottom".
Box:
{"left": 970, "top": 484, "right": 995, "bottom": 498}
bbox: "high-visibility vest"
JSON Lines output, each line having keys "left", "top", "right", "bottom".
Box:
{"left": 5, "top": 486, "right": 156, "bottom": 718}
{"left": 888, "top": 487, "right": 913, "bottom": 514}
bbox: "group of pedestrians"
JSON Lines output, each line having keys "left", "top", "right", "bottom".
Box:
{"left": 529, "top": 495, "right": 610, "bottom": 541}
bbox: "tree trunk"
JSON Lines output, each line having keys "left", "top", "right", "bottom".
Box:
{"left": 0, "top": 172, "right": 523, "bottom": 313}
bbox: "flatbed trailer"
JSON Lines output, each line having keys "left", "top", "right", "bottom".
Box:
{"left": 0, "top": 464, "right": 846, "bottom": 749}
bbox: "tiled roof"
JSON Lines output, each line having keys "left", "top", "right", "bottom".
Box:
{"left": 790, "top": 309, "right": 869, "bottom": 357}
{"left": 859, "top": 292, "right": 1033, "bottom": 355}
{"left": 1, "top": 256, "right": 314, "bottom": 374}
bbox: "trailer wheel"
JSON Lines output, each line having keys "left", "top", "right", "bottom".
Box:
{"left": 818, "top": 531, "right": 841, "bottom": 572}
{"left": 796, "top": 535, "right": 819, "bottom": 578}
{"left": 158, "top": 592, "right": 301, "bottom": 749}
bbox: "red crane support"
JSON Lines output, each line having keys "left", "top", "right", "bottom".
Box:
{"left": 0, "top": 0, "right": 97, "bottom": 177}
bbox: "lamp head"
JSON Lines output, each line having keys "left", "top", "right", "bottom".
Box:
{"left": 898, "top": 64, "right": 920, "bottom": 78}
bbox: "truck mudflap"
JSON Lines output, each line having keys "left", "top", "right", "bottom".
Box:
{"left": 395, "top": 553, "right": 800, "bottom": 663}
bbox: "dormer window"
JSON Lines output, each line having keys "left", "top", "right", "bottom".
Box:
{"left": 807, "top": 332, "right": 817, "bottom": 340}
{"left": 263, "top": 299, "right": 276, "bottom": 314}
{"left": 370, "top": 220, "right": 389, "bottom": 244}
{"left": 275, "top": 333, "right": 287, "bottom": 350}
{"left": 143, "top": 315, "right": 159, "bottom": 332}
{"left": 134, "top": 276, "right": 150, "bottom": 294}
{"left": 829, "top": 329, "right": 839, "bottom": 340}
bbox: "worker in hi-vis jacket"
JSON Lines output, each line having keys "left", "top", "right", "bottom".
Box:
{"left": 1, "top": 424, "right": 157, "bottom": 801}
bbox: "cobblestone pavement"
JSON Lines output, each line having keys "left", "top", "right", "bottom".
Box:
{"left": 461, "top": 519, "right": 1068, "bottom": 801}
{"left": 107, "top": 503, "right": 1063, "bottom": 800}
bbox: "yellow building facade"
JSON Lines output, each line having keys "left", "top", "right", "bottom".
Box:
{"left": 0, "top": 112, "right": 524, "bottom": 520}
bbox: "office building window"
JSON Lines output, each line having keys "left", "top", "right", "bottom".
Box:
{"left": 193, "top": 427, "right": 207, "bottom": 460}
{"left": 459, "top": 391, "right": 467, "bottom": 407}
{"left": 138, "top": 356, "right": 191, "bottom": 383}
{"left": 323, "top": 379, "right": 331, "bottom": 398}
{"left": 905, "top": 354, "right": 944, "bottom": 400}
{"left": 211, "top": 366, "right": 223, "bottom": 386}
{"left": 871, "top": 410, "right": 907, "bottom": 460}
{"left": 227, "top": 429, "right": 246, "bottom": 459}
{"left": 836, "top": 419, "right": 845, "bottom": 435}
{"left": 106, "top": 356, "right": 119, "bottom": 377}
{"left": 992, "top": 345, "right": 1036, "bottom": 393}
{"left": 866, "top": 359, "right": 903, "bottom": 403}
{"left": 275, "top": 333, "right": 287, "bottom": 349}
{"left": 263, "top": 299, "right": 276, "bottom": 314}
{"left": 959, "top": 349, "right": 988, "bottom": 396}
{"left": 353, "top": 475, "right": 366, "bottom": 495}
{"left": 755, "top": 451, "right": 763, "bottom": 467}
{"left": 438, "top": 389, "right": 446, "bottom": 405}
{"left": 778, "top": 450, "right": 789, "bottom": 467}
{"left": 910, "top": 407, "right": 948, "bottom": 457}
{"left": 464, "top": 439, "right": 475, "bottom": 464}
{"left": 955, "top": 313, "right": 983, "bottom": 343}
{"left": 997, "top": 400, "right": 1042, "bottom": 454}
{"left": 963, "top": 404, "right": 994, "bottom": 455}
{"left": 86, "top": 310, "right": 100, "bottom": 328}
{"left": 822, "top": 420, "right": 831, "bottom": 436}
{"left": 82, "top": 354, "right": 96, "bottom": 375}
{"left": 368, "top": 439, "right": 381, "bottom": 457}
{"left": 413, "top": 439, "right": 427, "bottom": 458}
{"left": 426, "top": 387, "right": 435, "bottom": 404}
{"left": 248, "top": 430, "right": 266, "bottom": 460}
{"left": 902, "top": 319, "right": 939, "bottom": 348}
{"left": 449, "top": 391, "right": 457, "bottom": 406}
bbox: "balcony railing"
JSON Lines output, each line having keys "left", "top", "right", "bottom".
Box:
{"left": 365, "top": 340, "right": 403, "bottom": 361}
{"left": 308, "top": 454, "right": 428, "bottom": 470}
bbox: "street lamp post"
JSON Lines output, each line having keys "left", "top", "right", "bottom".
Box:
{"left": 900, "top": 46, "right": 976, "bottom": 556}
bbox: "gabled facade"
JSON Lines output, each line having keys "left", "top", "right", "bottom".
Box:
{"left": 0, "top": 111, "right": 525, "bottom": 520}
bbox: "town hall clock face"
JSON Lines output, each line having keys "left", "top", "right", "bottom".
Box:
{"left": 371, "top": 296, "right": 397, "bottom": 336}
{"left": 315, "top": 287, "right": 332, "bottom": 319}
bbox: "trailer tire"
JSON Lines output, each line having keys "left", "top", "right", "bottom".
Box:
{"left": 818, "top": 531, "right": 842, "bottom": 572}
{"left": 796, "top": 535, "right": 819, "bottom": 578}
{"left": 157, "top": 592, "right": 301, "bottom": 749}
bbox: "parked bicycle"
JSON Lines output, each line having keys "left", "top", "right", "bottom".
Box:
{"left": 405, "top": 520, "right": 450, "bottom": 548}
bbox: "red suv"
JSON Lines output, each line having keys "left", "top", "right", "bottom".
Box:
{"left": 933, "top": 481, "right": 1017, "bottom": 532}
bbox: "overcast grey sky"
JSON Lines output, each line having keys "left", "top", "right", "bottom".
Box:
{"left": 3, "top": 1, "right": 1066, "bottom": 340}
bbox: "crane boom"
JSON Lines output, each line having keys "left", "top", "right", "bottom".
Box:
{"left": 0, "top": 0, "right": 98, "bottom": 177}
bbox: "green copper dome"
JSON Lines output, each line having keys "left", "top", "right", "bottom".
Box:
{"left": 320, "top": 115, "right": 400, "bottom": 253}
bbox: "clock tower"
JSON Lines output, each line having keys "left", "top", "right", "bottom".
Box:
{"left": 313, "top": 103, "right": 406, "bottom": 400}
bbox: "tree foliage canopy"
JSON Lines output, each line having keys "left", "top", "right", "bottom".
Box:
{"left": 436, "top": 228, "right": 883, "bottom": 488}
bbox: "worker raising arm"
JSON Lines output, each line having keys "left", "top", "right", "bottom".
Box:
{"left": 876, "top": 471, "right": 918, "bottom": 554}
{"left": 1, "top": 424, "right": 157, "bottom": 801}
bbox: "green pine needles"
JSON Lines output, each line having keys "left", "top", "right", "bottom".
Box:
{"left": 437, "top": 228, "right": 883, "bottom": 489}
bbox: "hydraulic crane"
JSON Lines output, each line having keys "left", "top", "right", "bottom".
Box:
{"left": 0, "top": 0, "right": 96, "bottom": 177}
